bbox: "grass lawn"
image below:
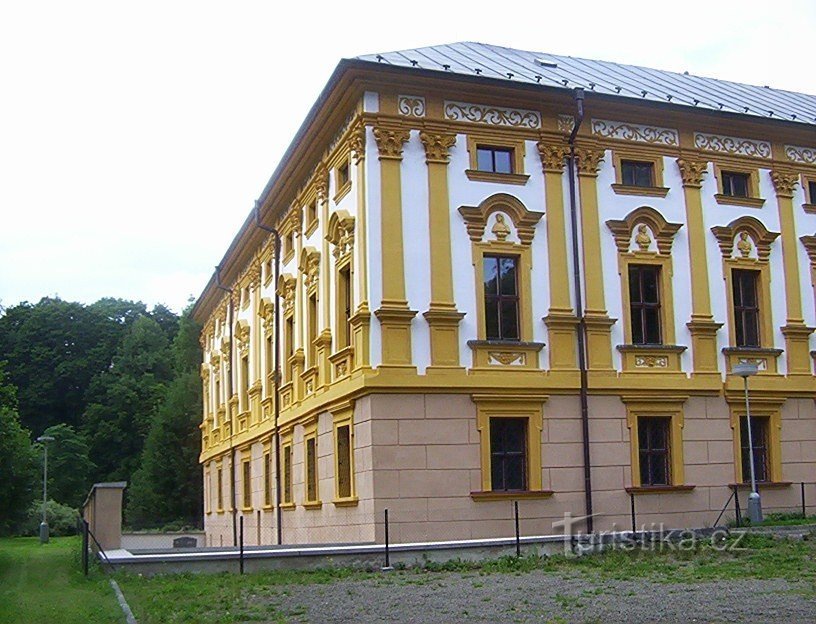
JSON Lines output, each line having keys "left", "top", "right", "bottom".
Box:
{"left": 0, "top": 536, "right": 123, "bottom": 624}
{"left": 116, "top": 534, "right": 816, "bottom": 623}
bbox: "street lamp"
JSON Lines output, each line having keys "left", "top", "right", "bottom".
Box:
{"left": 732, "top": 362, "right": 762, "bottom": 523}
{"left": 35, "top": 435, "right": 55, "bottom": 543}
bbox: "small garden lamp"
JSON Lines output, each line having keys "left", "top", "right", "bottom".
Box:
{"left": 35, "top": 435, "right": 55, "bottom": 543}
{"left": 732, "top": 362, "right": 762, "bottom": 523}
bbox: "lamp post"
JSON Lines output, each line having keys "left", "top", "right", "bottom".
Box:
{"left": 732, "top": 363, "right": 762, "bottom": 523}
{"left": 36, "top": 435, "right": 55, "bottom": 543}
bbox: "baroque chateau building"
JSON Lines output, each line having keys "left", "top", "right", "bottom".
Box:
{"left": 192, "top": 43, "right": 816, "bottom": 546}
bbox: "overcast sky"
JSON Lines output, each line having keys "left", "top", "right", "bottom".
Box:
{"left": 2, "top": 0, "right": 814, "bottom": 313}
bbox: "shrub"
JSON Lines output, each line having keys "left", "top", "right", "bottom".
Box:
{"left": 25, "top": 499, "right": 79, "bottom": 537}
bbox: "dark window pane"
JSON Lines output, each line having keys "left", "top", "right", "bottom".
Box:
{"left": 809, "top": 181, "right": 816, "bottom": 203}
{"left": 484, "top": 255, "right": 520, "bottom": 341}
{"left": 732, "top": 269, "right": 760, "bottom": 347}
{"left": 500, "top": 301, "right": 519, "bottom": 340}
{"left": 490, "top": 418, "right": 527, "bottom": 491}
{"left": 638, "top": 417, "right": 670, "bottom": 486}
{"left": 740, "top": 416, "right": 769, "bottom": 483}
{"left": 483, "top": 257, "right": 499, "bottom": 296}
{"left": 622, "top": 160, "right": 654, "bottom": 187}
{"left": 494, "top": 150, "right": 513, "bottom": 174}
{"left": 722, "top": 171, "right": 750, "bottom": 197}
{"left": 499, "top": 258, "right": 517, "bottom": 295}
{"left": 485, "top": 300, "right": 499, "bottom": 339}
{"left": 628, "top": 265, "right": 662, "bottom": 345}
{"left": 477, "top": 148, "right": 493, "bottom": 171}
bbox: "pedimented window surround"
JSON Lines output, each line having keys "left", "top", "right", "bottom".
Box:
{"left": 711, "top": 216, "right": 782, "bottom": 374}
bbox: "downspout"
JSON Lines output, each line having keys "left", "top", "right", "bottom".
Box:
{"left": 254, "top": 202, "right": 283, "bottom": 546}
{"left": 214, "top": 267, "right": 238, "bottom": 546}
{"left": 566, "top": 87, "right": 594, "bottom": 533}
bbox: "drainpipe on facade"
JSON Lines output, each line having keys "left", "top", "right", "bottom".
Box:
{"left": 566, "top": 87, "right": 594, "bottom": 534}
{"left": 214, "top": 268, "right": 238, "bottom": 546}
{"left": 254, "top": 202, "right": 283, "bottom": 546}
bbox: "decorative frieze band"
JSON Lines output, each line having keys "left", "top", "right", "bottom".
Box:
{"left": 444, "top": 101, "right": 541, "bottom": 129}
{"left": 784, "top": 145, "right": 816, "bottom": 165}
{"left": 591, "top": 119, "right": 678, "bottom": 146}
{"left": 398, "top": 95, "right": 426, "bottom": 118}
{"left": 694, "top": 133, "right": 772, "bottom": 159}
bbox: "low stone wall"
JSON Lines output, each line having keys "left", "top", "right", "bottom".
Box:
{"left": 121, "top": 531, "right": 207, "bottom": 551}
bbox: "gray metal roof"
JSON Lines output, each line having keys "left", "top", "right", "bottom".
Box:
{"left": 356, "top": 42, "right": 816, "bottom": 126}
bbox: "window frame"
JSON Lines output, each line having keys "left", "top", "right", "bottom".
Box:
{"left": 731, "top": 268, "right": 761, "bottom": 348}
{"left": 628, "top": 264, "right": 663, "bottom": 345}
{"left": 332, "top": 404, "right": 357, "bottom": 505}
{"left": 482, "top": 254, "right": 521, "bottom": 342}
{"left": 623, "top": 397, "right": 687, "bottom": 490}
{"left": 464, "top": 134, "right": 529, "bottom": 185}
{"left": 471, "top": 396, "right": 547, "bottom": 499}
{"left": 489, "top": 417, "right": 528, "bottom": 492}
{"left": 303, "top": 421, "right": 321, "bottom": 508}
{"left": 333, "top": 156, "right": 352, "bottom": 204}
{"left": 263, "top": 446, "right": 273, "bottom": 509}
{"left": 712, "top": 162, "right": 764, "bottom": 208}
{"left": 637, "top": 416, "right": 671, "bottom": 487}
{"left": 803, "top": 174, "right": 816, "bottom": 214}
{"left": 611, "top": 150, "right": 668, "bottom": 197}
{"left": 280, "top": 431, "right": 294, "bottom": 508}
{"left": 729, "top": 403, "right": 783, "bottom": 485}
{"left": 241, "top": 454, "right": 252, "bottom": 511}
{"left": 739, "top": 415, "right": 770, "bottom": 483}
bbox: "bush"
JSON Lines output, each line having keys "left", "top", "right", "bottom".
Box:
{"left": 25, "top": 499, "right": 79, "bottom": 537}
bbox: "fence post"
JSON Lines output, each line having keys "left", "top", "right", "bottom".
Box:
{"left": 383, "top": 508, "right": 392, "bottom": 571}
{"left": 630, "top": 491, "right": 636, "bottom": 535}
{"left": 802, "top": 482, "right": 806, "bottom": 518}
{"left": 514, "top": 501, "right": 520, "bottom": 558}
{"left": 734, "top": 486, "right": 742, "bottom": 527}
{"left": 82, "top": 519, "right": 89, "bottom": 577}
{"left": 239, "top": 515, "right": 244, "bottom": 575}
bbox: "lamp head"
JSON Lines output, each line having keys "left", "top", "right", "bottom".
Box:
{"left": 732, "top": 362, "right": 758, "bottom": 378}
{"left": 36, "top": 435, "right": 55, "bottom": 443}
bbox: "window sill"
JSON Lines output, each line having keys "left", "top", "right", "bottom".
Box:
{"left": 468, "top": 340, "right": 546, "bottom": 369}
{"left": 611, "top": 184, "right": 670, "bottom": 197}
{"left": 262, "top": 504, "right": 274, "bottom": 511}
{"left": 303, "top": 501, "right": 323, "bottom": 510}
{"left": 333, "top": 497, "right": 359, "bottom": 507}
{"left": 280, "top": 502, "right": 296, "bottom": 511}
{"left": 333, "top": 181, "right": 352, "bottom": 204}
{"left": 729, "top": 481, "right": 791, "bottom": 490}
{"left": 282, "top": 249, "right": 295, "bottom": 265}
{"left": 714, "top": 194, "right": 765, "bottom": 208}
{"left": 304, "top": 219, "right": 319, "bottom": 238}
{"left": 471, "top": 490, "right": 554, "bottom": 501}
{"left": 465, "top": 170, "right": 530, "bottom": 185}
{"left": 625, "top": 485, "right": 695, "bottom": 494}
{"left": 241, "top": 506, "right": 253, "bottom": 513}
{"left": 803, "top": 203, "right": 816, "bottom": 215}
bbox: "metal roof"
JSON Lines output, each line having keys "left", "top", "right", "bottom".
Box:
{"left": 356, "top": 42, "right": 816, "bottom": 126}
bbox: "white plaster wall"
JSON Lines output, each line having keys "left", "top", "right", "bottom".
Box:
{"left": 363, "top": 91, "right": 379, "bottom": 113}
{"left": 401, "top": 130, "right": 432, "bottom": 373}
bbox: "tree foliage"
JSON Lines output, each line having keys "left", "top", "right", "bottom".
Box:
{"left": 0, "top": 363, "right": 37, "bottom": 536}
{"left": 128, "top": 309, "right": 203, "bottom": 529}
{"left": 41, "top": 423, "right": 95, "bottom": 509}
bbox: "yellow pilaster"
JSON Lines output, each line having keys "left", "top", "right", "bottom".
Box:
{"left": 317, "top": 164, "right": 331, "bottom": 389}
{"left": 372, "top": 124, "right": 416, "bottom": 368}
{"left": 538, "top": 141, "right": 577, "bottom": 370}
{"left": 349, "top": 121, "right": 371, "bottom": 371}
{"left": 576, "top": 146, "right": 615, "bottom": 371}
{"left": 771, "top": 170, "right": 814, "bottom": 375}
{"left": 676, "top": 157, "right": 723, "bottom": 375}
{"left": 420, "top": 129, "right": 465, "bottom": 369}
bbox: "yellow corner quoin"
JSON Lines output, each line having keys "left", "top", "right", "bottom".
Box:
{"left": 192, "top": 42, "right": 816, "bottom": 547}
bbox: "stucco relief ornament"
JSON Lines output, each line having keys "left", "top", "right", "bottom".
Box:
{"left": 676, "top": 158, "right": 709, "bottom": 187}
{"left": 575, "top": 148, "right": 604, "bottom": 175}
{"left": 314, "top": 165, "right": 329, "bottom": 205}
{"left": 536, "top": 141, "right": 568, "bottom": 172}
{"left": 736, "top": 232, "right": 753, "bottom": 258}
{"left": 770, "top": 170, "right": 799, "bottom": 198}
{"left": 491, "top": 214, "right": 511, "bottom": 242}
{"left": 372, "top": 127, "right": 410, "bottom": 159}
{"left": 419, "top": 131, "right": 456, "bottom": 163}
{"left": 349, "top": 122, "right": 366, "bottom": 164}
{"left": 635, "top": 224, "right": 652, "bottom": 251}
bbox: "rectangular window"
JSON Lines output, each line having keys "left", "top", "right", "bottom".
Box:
{"left": 214, "top": 376, "right": 221, "bottom": 408}
{"left": 621, "top": 160, "right": 654, "bottom": 187}
{"left": 628, "top": 265, "right": 662, "bottom": 344}
{"left": 337, "top": 161, "right": 350, "bottom": 187}
{"left": 489, "top": 418, "right": 527, "bottom": 491}
{"left": 336, "top": 424, "right": 352, "bottom": 499}
{"left": 308, "top": 294, "right": 318, "bottom": 365}
{"left": 282, "top": 445, "right": 292, "bottom": 504}
{"left": 722, "top": 171, "right": 750, "bottom": 197}
{"left": 483, "top": 255, "right": 520, "bottom": 341}
{"left": 217, "top": 467, "right": 223, "bottom": 510}
{"left": 338, "top": 266, "right": 352, "bottom": 348}
{"left": 740, "top": 416, "right": 769, "bottom": 483}
{"left": 307, "top": 200, "right": 317, "bottom": 226}
{"left": 305, "top": 436, "right": 318, "bottom": 502}
{"left": 284, "top": 316, "right": 294, "bottom": 368}
{"left": 265, "top": 335, "right": 274, "bottom": 393}
{"left": 242, "top": 460, "right": 252, "bottom": 508}
{"left": 732, "top": 269, "right": 760, "bottom": 347}
{"left": 241, "top": 354, "right": 249, "bottom": 408}
{"left": 638, "top": 417, "right": 671, "bottom": 486}
{"left": 808, "top": 180, "right": 816, "bottom": 204}
{"left": 476, "top": 146, "right": 513, "bottom": 174}
{"left": 263, "top": 451, "right": 272, "bottom": 507}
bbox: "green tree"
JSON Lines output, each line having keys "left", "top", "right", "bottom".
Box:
{"left": 40, "top": 423, "right": 94, "bottom": 509}
{"left": 83, "top": 315, "right": 174, "bottom": 483}
{"left": 0, "top": 297, "right": 148, "bottom": 435}
{"left": 0, "top": 363, "right": 37, "bottom": 535}
{"left": 128, "top": 309, "right": 203, "bottom": 529}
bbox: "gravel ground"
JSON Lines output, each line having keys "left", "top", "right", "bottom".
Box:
{"left": 253, "top": 570, "right": 816, "bottom": 623}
